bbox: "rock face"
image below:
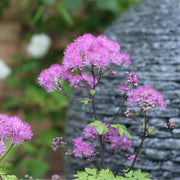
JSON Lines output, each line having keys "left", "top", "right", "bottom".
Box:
{"left": 65, "top": 0, "right": 180, "bottom": 179}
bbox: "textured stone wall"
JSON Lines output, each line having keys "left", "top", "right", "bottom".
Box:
{"left": 65, "top": 0, "right": 180, "bottom": 179}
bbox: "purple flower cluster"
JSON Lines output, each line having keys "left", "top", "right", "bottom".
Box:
{"left": 63, "top": 33, "right": 131, "bottom": 71}
{"left": 118, "top": 72, "right": 138, "bottom": 94}
{"left": 103, "top": 127, "right": 131, "bottom": 151}
{"left": 124, "top": 108, "right": 134, "bottom": 118}
{"left": 127, "top": 86, "right": 166, "bottom": 112}
{"left": 38, "top": 64, "right": 98, "bottom": 92}
{"left": 37, "top": 64, "right": 70, "bottom": 92}
{"left": 127, "top": 73, "right": 138, "bottom": 87}
{"left": 38, "top": 33, "right": 131, "bottom": 93}
{"left": 73, "top": 137, "right": 95, "bottom": 161}
{"left": 52, "top": 137, "right": 67, "bottom": 151}
{"left": 83, "top": 126, "right": 98, "bottom": 141}
{"left": 72, "top": 123, "right": 131, "bottom": 160}
{"left": 0, "top": 114, "right": 33, "bottom": 155}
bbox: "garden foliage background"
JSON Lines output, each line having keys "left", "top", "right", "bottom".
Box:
{"left": 0, "top": 0, "right": 141, "bottom": 178}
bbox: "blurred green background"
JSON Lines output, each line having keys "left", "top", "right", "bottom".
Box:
{"left": 0, "top": 0, "right": 142, "bottom": 178}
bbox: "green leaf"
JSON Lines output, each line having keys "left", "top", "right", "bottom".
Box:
{"left": 125, "top": 170, "right": 133, "bottom": 178}
{"left": 31, "top": 5, "right": 45, "bottom": 24}
{"left": 90, "top": 89, "right": 96, "bottom": 96}
{"left": 111, "top": 124, "right": 132, "bottom": 139}
{"left": 96, "top": 0, "right": 120, "bottom": 14}
{"left": 62, "top": 0, "right": 83, "bottom": 9}
{"left": 79, "top": 99, "right": 89, "bottom": 110}
{"left": 74, "top": 171, "right": 88, "bottom": 180}
{"left": 135, "top": 112, "right": 140, "bottom": 116}
{"left": 88, "top": 176, "right": 97, "bottom": 180}
{"left": 6, "top": 175, "right": 18, "bottom": 180}
{"left": 57, "top": 3, "right": 73, "bottom": 25}
{"left": 85, "top": 168, "right": 97, "bottom": 176}
{"left": 134, "top": 169, "right": 151, "bottom": 180}
{"left": 88, "top": 120, "right": 101, "bottom": 127}
{"left": 88, "top": 121, "right": 109, "bottom": 135}
{"left": 148, "top": 127, "right": 155, "bottom": 135}
{"left": 133, "top": 169, "right": 141, "bottom": 177}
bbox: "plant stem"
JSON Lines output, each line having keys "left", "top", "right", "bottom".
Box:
{"left": 98, "top": 135, "right": 106, "bottom": 169}
{"left": 0, "top": 143, "right": 14, "bottom": 162}
{"left": 91, "top": 94, "right": 106, "bottom": 169}
{"left": 107, "top": 149, "right": 118, "bottom": 166}
{"left": 90, "top": 65, "right": 106, "bottom": 169}
{"left": 126, "top": 112, "right": 147, "bottom": 173}
{"left": 62, "top": 148, "right": 76, "bottom": 173}
{"left": 126, "top": 135, "right": 146, "bottom": 173}
{"left": 108, "top": 94, "right": 127, "bottom": 125}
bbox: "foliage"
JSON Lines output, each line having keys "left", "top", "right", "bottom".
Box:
{"left": 111, "top": 124, "right": 132, "bottom": 139}
{"left": 119, "top": 169, "right": 152, "bottom": 180}
{"left": 0, "top": 168, "right": 17, "bottom": 180}
{"left": 88, "top": 121, "right": 109, "bottom": 135}
{"left": 0, "top": 0, "right": 142, "bottom": 34}
{"left": 73, "top": 168, "right": 152, "bottom": 180}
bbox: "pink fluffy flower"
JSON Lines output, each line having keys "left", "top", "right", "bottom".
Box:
{"left": 127, "top": 73, "right": 138, "bottom": 87}
{"left": 68, "top": 73, "right": 98, "bottom": 90}
{"left": 118, "top": 82, "right": 129, "bottom": 94}
{"left": 0, "top": 114, "right": 33, "bottom": 144}
{"left": 81, "top": 73, "right": 98, "bottom": 89}
{"left": 63, "top": 33, "right": 131, "bottom": 71}
{"left": 103, "top": 127, "right": 131, "bottom": 151}
{"left": 127, "top": 86, "right": 166, "bottom": 112}
{"left": 0, "top": 114, "right": 33, "bottom": 155}
{"left": 83, "top": 126, "right": 98, "bottom": 141}
{"left": 73, "top": 137, "right": 95, "bottom": 160}
{"left": 38, "top": 64, "right": 71, "bottom": 92}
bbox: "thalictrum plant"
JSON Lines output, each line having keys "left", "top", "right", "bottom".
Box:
{"left": 37, "top": 33, "right": 172, "bottom": 179}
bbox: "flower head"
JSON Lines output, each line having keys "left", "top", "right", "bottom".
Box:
{"left": 38, "top": 64, "right": 71, "bottom": 92}
{"left": 127, "top": 86, "right": 166, "bottom": 112}
{"left": 127, "top": 154, "right": 135, "bottom": 163}
{"left": 127, "top": 73, "right": 138, "bottom": 87}
{"left": 63, "top": 33, "right": 131, "bottom": 71}
{"left": 83, "top": 126, "right": 98, "bottom": 141}
{"left": 73, "top": 137, "right": 95, "bottom": 160}
{"left": 168, "top": 119, "right": 175, "bottom": 129}
{"left": 0, "top": 113, "right": 33, "bottom": 155}
{"left": 118, "top": 82, "right": 129, "bottom": 94}
{"left": 103, "top": 126, "right": 131, "bottom": 151}
{"left": 1, "top": 115, "right": 33, "bottom": 144}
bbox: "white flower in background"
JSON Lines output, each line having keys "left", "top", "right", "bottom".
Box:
{"left": 27, "top": 33, "right": 51, "bottom": 59}
{"left": 0, "top": 59, "right": 12, "bottom": 79}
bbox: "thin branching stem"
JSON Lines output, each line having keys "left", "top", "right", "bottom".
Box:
{"left": 108, "top": 94, "right": 127, "bottom": 125}
{"left": 125, "top": 112, "right": 147, "bottom": 173}
{"left": 61, "top": 148, "right": 76, "bottom": 173}
{"left": 0, "top": 143, "right": 15, "bottom": 162}
{"left": 91, "top": 66, "right": 106, "bottom": 169}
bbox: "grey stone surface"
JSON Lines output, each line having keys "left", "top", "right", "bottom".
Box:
{"left": 65, "top": 0, "right": 180, "bottom": 179}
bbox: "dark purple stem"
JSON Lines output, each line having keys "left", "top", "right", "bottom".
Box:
{"left": 125, "top": 112, "right": 147, "bottom": 173}
{"left": 0, "top": 143, "right": 15, "bottom": 162}
{"left": 91, "top": 94, "right": 106, "bottom": 169}
{"left": 91, "top": 66, "right": 106, "bottom": 169}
